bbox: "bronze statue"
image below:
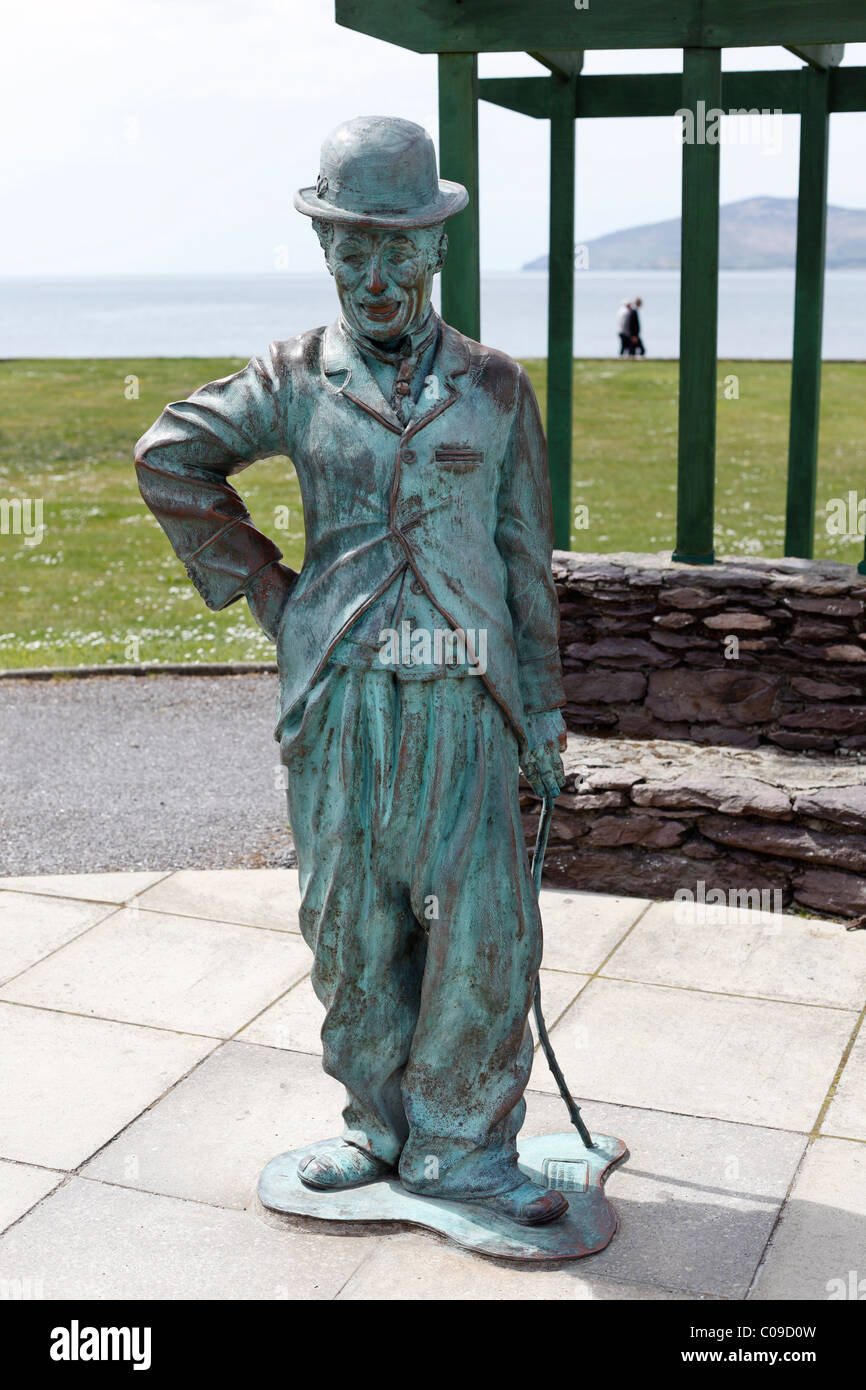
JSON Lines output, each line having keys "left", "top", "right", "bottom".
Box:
{"left": 136, "top": 119, "right": 624, "bottom": 1252}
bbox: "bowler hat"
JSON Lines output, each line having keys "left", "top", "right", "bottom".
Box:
{"left": 294, "top": 116, "right": 468, "bottom": 228}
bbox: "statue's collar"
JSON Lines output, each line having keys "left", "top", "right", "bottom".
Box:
{"left": 322, "top": 314, "right": 469, "bottom": 385}
{"left": 339, "top": 307, "right": 438, "bottom": 367}
{"left": 321, "top": 314, "right": 470, "bottom": 435}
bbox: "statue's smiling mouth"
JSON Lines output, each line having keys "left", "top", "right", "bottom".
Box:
{"left": 362, "top": 300, "right": 401, "bottom": 321}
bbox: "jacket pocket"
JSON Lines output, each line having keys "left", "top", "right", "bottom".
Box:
{"left": 434, "top": 446, "right": 483, "bottom": 473}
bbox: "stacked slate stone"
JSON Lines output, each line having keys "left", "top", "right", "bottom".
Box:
{"left": 522, "top": 737, "right": 866, "bottom": 920}
{"left": 553, "top": 552, "right": 866, "bottom": 752}
{"left": 520, "top": 552, "right": 866, "bottom": 920}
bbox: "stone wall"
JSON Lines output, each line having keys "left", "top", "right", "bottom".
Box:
{"left": 524, "top": 551, "right": 866, "bottom": 919}
{"left": 554, "top": 552, "right": 866, "bottom": 754}
{"left": 522, "top": 735, "right": 866, "bottom": 921}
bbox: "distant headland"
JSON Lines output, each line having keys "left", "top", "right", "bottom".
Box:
{"left": 522, "top": 197, "right": 866, "bottom": 271}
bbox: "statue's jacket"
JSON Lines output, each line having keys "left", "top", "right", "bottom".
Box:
{"left": 135, "top": 317, "right": 565, "bottom": 745}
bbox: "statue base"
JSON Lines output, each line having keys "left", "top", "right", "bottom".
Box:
{"left": 256, "top": 1131, "right": 628, "bottom": 1262}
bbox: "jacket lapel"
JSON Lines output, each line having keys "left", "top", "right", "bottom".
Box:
{"left": 321, "top": 320, "right": 403, "bottom": 434}
{"left": 321, "top": 317, "right": 470, "bottom": 439}
{"left": 403, "top": 321, "right": 469, "bottom": 440}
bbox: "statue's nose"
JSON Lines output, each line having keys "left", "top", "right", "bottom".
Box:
{"left": 366, "top": 261, "right": 386, "bottom": 294}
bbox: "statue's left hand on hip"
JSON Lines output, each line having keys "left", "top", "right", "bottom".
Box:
{"left": 244, "top": 562, "right": 297, "bottom": 642}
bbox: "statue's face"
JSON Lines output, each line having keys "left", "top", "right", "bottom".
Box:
{"left": 325, "top": 224, "right": 444, "bottom": 342}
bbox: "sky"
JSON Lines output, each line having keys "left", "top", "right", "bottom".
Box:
{"left": 2, "top": 0, "right": 865, "bottom": 276}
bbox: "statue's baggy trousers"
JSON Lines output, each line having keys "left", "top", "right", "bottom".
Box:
{"left": 281, "top": 663, "right": 542, "bottom": 1199}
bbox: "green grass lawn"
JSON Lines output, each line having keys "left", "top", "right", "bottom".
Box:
{"left": 0, "top": 356, "right": 863, "bottom": 669}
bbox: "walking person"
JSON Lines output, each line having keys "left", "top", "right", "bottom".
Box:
{"left": 627, "top": 297, "right": 646, "bottom": 356}
{"left": 616, "top": 298, "right": 633, "bottom": 355}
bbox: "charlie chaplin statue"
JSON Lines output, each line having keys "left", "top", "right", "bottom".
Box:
{"left": 135, "top": 117, "right": 569, "bottom": 1227}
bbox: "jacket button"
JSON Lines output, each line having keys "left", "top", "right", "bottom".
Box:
{"left": 410, "top": 579, "right": 424, "bottom": 595}
{"left": 401, "top": 448, "right": 416, "bottom": 464}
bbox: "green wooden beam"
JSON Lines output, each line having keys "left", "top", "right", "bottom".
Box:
{"left": 480, "top": 69, "right": 866, "bottom": 120}
{"left": 546, "top": 77, "right": 577, "bottom": 550}
{"left": 336, "top": 0, "right": 866, "bottom": 54}
{"left": 478, "top": 77, "right": 554, "bottom": 120}
{"left": 576, "top": 73, "right": 683, "bottom": 118}
{"left": 575, "top": 70, "right": 809, "bottom": 118}
{"left": 785, "top": 67, "right": 831, "bottom": 560}
{"left": 722, "top": 68, "right": 805, "bottom": 110}
{"left": 438, "top": 54, "right": 481, "bottom": 340}
{"left": 673, "top": 47, "right": 721, "bottom": 566}
{"left": 829, "top": 66, "right": 866, "bottom": 112}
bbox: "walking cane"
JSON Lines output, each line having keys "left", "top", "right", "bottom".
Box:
{"left": 530, "top": 793, "right": 595, "bottom": 1150}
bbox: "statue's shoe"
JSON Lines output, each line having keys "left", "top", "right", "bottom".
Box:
{"left": 298, "top": 1140, "right": 393, "bottom": 1191}
{"left": 477, "top": 1178, "right": 569, "bottom": 1226}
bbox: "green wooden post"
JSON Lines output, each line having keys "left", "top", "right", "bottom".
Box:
{"left": 438, "top": 53, "right": 481, "bottom": 340}
{"left": 785, "top": 66, "right": 830, "bottom": 559}
{"left": 547, "top": 76, "right": 577, "bottom": 550}
{"left": 673, "top": 47, "right": 722, "bottom": 566}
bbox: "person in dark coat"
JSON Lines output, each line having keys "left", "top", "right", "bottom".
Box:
{"left": 626, "top": 297, "right": 646, "bottom": 356}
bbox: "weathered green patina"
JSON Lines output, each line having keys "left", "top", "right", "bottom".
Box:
{"left": 258, "top": 1130, "right": 629, "bottom": 1261}
{"left": 135, "top": 117, "right": 615, "bottom": 1245}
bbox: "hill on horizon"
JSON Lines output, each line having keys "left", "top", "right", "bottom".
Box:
{"left": 522, "top": 197, "right": 866, "bottom": 271}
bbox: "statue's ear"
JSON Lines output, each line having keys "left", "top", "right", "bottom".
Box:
{"left": 433, "top": 230, "right": 449, "bottom": 273}
{"left": 312, "top": 218, "right": 335, "bottom": 274}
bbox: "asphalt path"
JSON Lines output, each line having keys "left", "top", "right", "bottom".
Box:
{"left": 0, "top": 674, "right": 296, "bottom": 874}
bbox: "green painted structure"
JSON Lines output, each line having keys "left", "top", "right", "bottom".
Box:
{"left": 336, "top": 1, "right": 866, "bottom": 573}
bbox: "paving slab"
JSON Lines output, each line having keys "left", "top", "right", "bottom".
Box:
{"left": 0, "top": 1177, "right": 377, "bottom": 1300}
{"left": 750, "top": 1137, "right": 866, "bottom": 1301}
{"left": 529, "top": 977, "right": 856, "bottom": 1131}
{"left": 134, "top": 868, "right": 301, "bottom": 932}
{"left": 336, "top": 1233, "right": 714, "bottom": 1300}
{"left": 533, "top": 967, "right": 591, "bottom": 1019}
{"left": 0, "top": 908, "right": 310, "bottom": 1036}
{"left": 606, "top": 900, "right": 866, "bottom": 1009}
{"left": 238, "top": 974, "right": 321, "bottom": 1054}
{"left": 0, "top": 1002, "right": 216, "bottom": 1169}
{"left": 83, "top": 1046, "right": 806, "bottom": 1301}
{"left": 81, "top": 1041, "right": 346, "bottom": 1210}
{"left": 520, "top": 1090, "right": 806, "bottom": 1299}
{"left": 0, "top": 1160, "right": 64, "bottom": 1235}
{"left": 0, "top": 891, "right": 117, "bottom": 985}
{"left": 0, "top": 872, "right": 167, "bottom": 904}
{"left": 821, "top": 1022, "right": 866, "bottom": 1141}
{"left": 0, "top": 866, "right": 858, "bottom": 1301}
{"left": 538, "top": 889, "right": 649, "bottom": 973}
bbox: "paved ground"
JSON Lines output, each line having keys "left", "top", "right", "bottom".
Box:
{"left": 0, "top": 675, "right": 294, "bottom": 875}
{"left": 0, "top": 868, "right": 863, "bottom": 1300}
